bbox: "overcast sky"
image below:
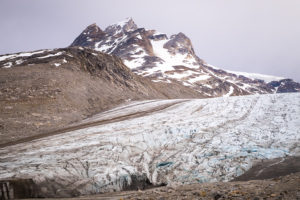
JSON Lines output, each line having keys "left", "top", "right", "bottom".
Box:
{"left": 0, "top": 0, "right": 299, "bottom": 81}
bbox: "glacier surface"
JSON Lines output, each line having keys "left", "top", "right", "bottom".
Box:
{"left": 0, "top": 93, "right": 299, "bottom": 195}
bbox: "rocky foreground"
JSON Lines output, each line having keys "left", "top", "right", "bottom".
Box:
{"left": 37, "top": 156, "right": 300, "bottom": 199}
{"left": 29, "top": 172, "right": 300, "bottom": 200}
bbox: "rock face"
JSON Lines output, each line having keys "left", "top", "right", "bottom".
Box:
{"left": 0, "top": 47, "right": 202, "bottom": 146}
{"left": 0, "top": 179, "right": 39, "bottom": 199}
{"left": 71, "top": 24, "right": 106, "bottom": 47}
{"left": 70, "top": 18, "right": 300, "bottom": 97}
{"left": 268, "top": 79, "right": 300, "bottom": 93}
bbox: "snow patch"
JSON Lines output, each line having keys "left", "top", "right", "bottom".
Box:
{"left": 15, "top": 59, "right": 24, "bottom": 65}
{"left": 53, "top": 63, "right": 61, "bottom": 67}
{"left": 188, "top": 74, "right": 211, "bottom": 83}
{"left": 150, "top": 39, "right": 199, "bottom": 73}
{"left": 223, "top": 86, "right": 234, "bottom": 97}
{"left": 136, "top": 35, "right": 142, "bottom": 40}
{"left": 0, "top": 50, "right": 48, "bottom": 61}
{"left": 37, "top": 52, "right": 63, "bottom": 59}
{"left": 3, "top": 62, "right": 12, "bottom": 68}
{"left": 166, "top": 70, "right": 196, "bottom": 79}
{"left": 0, "top": 55, "right": 16, "bottom": 62}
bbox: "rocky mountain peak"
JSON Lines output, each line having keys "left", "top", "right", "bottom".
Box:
{"left": 104, "top": 18, "right": 138, "bottom": 35}
{"left": 148, "top": 31, "right": 168, "bottom": 41}
{"left": 86, "top": 23, "right": 102, "bottom": 32}
{"left": 164, "top": 32, "right": 195, "bottom": 55}
{"left": 70, "top": 23, "right": 105, "bottom": 47}
{"left": 170, "top": 32, "right": 188, "bottom": 40}
{"left": 70, "top": 19, "right": 300, "bottom": 97}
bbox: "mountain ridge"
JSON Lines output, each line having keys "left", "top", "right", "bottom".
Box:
{"left": 70, "top": 18, "right": 300, "bottom": 96}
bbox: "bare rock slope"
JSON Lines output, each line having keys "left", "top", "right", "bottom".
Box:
{"left": 0, "top": 47, "right": 202, "bottom": 146}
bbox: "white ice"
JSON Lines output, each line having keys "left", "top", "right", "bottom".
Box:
{"left": 0, "top": 93, "right": 299, "bottom": 194}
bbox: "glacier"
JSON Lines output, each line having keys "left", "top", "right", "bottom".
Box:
{"left": 0, "top": 93, "right": 299, "bottom": 195}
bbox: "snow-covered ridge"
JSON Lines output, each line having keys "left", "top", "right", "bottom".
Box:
{"left": 114, "top": 17, "right": 134, "bottom": 28}
{"left": 70, "top": 18, "right": 300, "bottom": 97}
{"left": 0, "top": 49, "right": 69, "bottom": 68}
{"left": 0, "top": 50, "right": 49, "bottom": 62}
{"left": 206, "top": 63, "right": 285, "bottom": 83}
{"left": 227, "top": 70, "right": 285, "bottom": 83}
{"left": 0, "top": 93, "right": 299, "bottom": 195}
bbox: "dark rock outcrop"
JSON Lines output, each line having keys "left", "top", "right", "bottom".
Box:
{"left": 164, "top": 32, "right": 195, "bottom": 55}
{"left": 268, "top": 79, "right": 300, "bottom": 93}
{"left": 0, "top": 179, "right": 38, "bottom": 199}
{"left": 71, "top": 24, "right": 106, "bottom": 48}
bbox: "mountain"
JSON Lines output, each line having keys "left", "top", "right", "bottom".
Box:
{"left": 0, "top": 47, "right": 202, "bottom": 146}
{"left": 0, "top": 18, "right": 299, "bottom": 199}
{"left": 71, "top": 18, "right": 300, "bottom": 97}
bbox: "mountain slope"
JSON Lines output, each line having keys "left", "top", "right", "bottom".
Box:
{"left": 0, "top": 47, "right": 202, "bottom": 145}
{"left": 71, "top": 18, "right": 300, "bottom": 97}
{"left": 0, "top": 93, "right": 299, "bottom": 197}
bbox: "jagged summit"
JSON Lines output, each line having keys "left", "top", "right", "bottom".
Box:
{"left": 87, "top": 23, "right": 101, "bottom": 30}
{"left": 71, "top": 23, "right": 105, "bottom": 47}
{"left": 104, "top": 17, "right": 138, "bottom": 34}
{"left": 70, "top": 19, "right": 300, "bottom": 97}
{"left": 164, "top": 32, "right": 195, "bottom": 55}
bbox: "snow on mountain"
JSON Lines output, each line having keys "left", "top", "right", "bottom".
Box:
{"left": 226, "top": 70, "right": 284, "bottom": 83}
{"left": 207, "top": 64, "right": 284, "bottom": 83}
{"left": 0, "top": 93, "right": 299, "bottom": 196}
{"left": 0, "top": 50, "right": 50, "bottom": 62}
{"left": 0, "top": 49, "right": 71, "bottom": 70}
{"left": 70, "top": 18, "right": 300, "bottom": 97}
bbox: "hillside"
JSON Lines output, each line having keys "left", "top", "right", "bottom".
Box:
{"left": 0, "top": 47, "right": 202, "bottom": 146}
